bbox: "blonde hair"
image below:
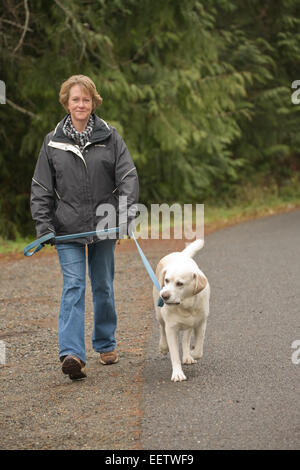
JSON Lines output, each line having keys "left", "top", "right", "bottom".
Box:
{"left": 59, "top": 75, "right": 103, "bottom": 112}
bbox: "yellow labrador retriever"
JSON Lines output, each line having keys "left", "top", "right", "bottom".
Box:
{"left": 153, "top": 239, "right": 210, "bottom": 382}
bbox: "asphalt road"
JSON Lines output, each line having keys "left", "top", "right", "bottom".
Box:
{"left": 141, "top": 210, "right": 300, "bottom": 450}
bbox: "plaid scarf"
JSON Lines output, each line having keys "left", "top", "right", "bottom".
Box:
{"left": 63, "top": 114, "right": 94, "bottom": 151}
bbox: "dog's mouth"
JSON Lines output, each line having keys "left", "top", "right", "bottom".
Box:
{"left": 164, "top": 301, "right": 180, "bottom": 305}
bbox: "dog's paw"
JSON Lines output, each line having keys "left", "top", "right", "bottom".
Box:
{"left": 183, "top": 355, "right": 198, "bottom": 365}
{"left": 171, "top": 369, "right": 187, "bottom": 382}
{"left": 160, "top": 347, "right": 169, "bottom": 355}
{"left": 191, "top": 351, "right": 203, "bottom": 360}
{"left": 159, "top": 341, "right": 169, "bottom": 355}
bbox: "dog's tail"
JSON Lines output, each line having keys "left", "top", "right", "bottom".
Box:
{"left": 181, "top": 239, "right": 204, "bottom": 258}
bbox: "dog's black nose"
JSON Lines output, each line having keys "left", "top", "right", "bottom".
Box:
{"left": 161, "top": 292, "right": 170, "bottom": 301}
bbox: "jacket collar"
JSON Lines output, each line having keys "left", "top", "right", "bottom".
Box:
{"left": 51, "top": 114, "right": 112, "bottom": 144}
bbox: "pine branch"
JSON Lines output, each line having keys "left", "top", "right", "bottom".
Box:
{"left": 6, "top": 98, "right": 40, "bottom": 120}
{"left": 0, "top": 18, "right": 33, "bottom": 32}
{"left": 12, "top": 0, "right": 30, "bottom": 55}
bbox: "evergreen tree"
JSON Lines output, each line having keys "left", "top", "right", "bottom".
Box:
{"left": 0, "top": 0, "right": 299, "bottom": 238}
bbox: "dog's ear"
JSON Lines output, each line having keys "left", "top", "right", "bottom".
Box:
{"left": 156, "top": 268, "right": 167, "bottom": 289}
{"left": 158, "top": 268, "right": 167, "bottom": 288}
{"left": 193, "top": 272, "right": 207, "bottom": 294}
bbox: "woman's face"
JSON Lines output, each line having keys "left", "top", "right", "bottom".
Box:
{"left": 67, "top": 84, "right": 93, "bottom": 124}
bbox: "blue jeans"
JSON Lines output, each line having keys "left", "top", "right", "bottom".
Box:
{"left": 56, "top": 240, "right": 117, "bottom": 364}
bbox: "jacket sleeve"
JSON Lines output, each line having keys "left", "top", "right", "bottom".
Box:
{"left": 114, "top": 130, "right": 139, "bottom": 227}
{"left": 30, "top": 137, "right": 56, "bottom": 238}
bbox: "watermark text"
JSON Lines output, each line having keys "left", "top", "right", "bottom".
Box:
{"left": 0, "top": 80, "right": 5, "bottom": 104}
{"left": 291, "top": 340, "right": 300, "bottom": 365}
{"left": 0, "top": 341, "right": 6, "bottom": 365}
{"left": 291, "top": 80, "right": 300, "bottom": 104}
{"left": 95, "top": 199, "right": 204, "bottom": 240}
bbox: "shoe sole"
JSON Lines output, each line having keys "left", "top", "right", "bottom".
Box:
{"left": 100, "top": 357, "right": 119, "bottom": 365}
{"left": 62, "top": 356, "right": 87, "bottom": 380}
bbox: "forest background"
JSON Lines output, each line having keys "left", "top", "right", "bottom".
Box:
{"left": 0, "top": 0, "right": 300, "bottom": 242}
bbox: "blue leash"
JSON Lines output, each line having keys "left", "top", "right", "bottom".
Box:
{"left": 130, "top": 232, "right": 164, "bottom": 307}
{"left": 23, "top": 228, "right": 119, "bottom": 257}
{"left": 24, "top": 227, "right": 164, "bottom": 307}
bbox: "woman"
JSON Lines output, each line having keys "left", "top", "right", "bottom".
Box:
{"left": 31, "top": 75, "right": 139, "bottom": 380}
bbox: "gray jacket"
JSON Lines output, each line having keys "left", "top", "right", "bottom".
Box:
{"left": 30, "top": 114, "right": 139, "bottom": 244}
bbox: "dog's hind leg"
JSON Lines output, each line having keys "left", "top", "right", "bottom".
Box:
{"left": 192, "top": 318, "right": 207, "bottom": 359}
{"left": 182, "top": 329, "right": 197, "bottom": 364}
{"left": 159, "top": 322, "right": 169, "bottom": 355}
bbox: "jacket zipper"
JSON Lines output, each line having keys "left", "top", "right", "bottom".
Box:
{"left": 48, "top": 140, "right": 94, "bottom": 240}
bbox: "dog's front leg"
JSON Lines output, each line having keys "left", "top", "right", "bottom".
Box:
{"left": 165, "top": 324, "right": 187, "bottom": 382}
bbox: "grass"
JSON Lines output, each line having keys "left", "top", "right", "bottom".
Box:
{"left": 0, "top": 236, "right": 53, "bottom": 256}
{"left": 205, "top": 179, "right": 300, "bottom": 231}
{"left": 0, "top": 183, "right": 299, "bottom": 257}
{"left": 205, "top": 197, "right": 299, "bottom": 232}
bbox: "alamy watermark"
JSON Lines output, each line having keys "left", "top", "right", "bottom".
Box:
{"left": 291, "top": 80, "right": 300, "bottom": 104}
{"left": 291, "top": 340, "right": 300, "bottom": 365}
{"left": 95, "top": 198, "right": 204, "bottom": 240}
{"left": 0, "top": 80, "right": 5, "bottom": 104}
{"left": 0, "top": 340, "right": 6, "bottom": 365}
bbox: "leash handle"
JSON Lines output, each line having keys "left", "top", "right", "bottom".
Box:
{"left": 23, "top": 227, "right": 120, "bottom": 257}
{"left": 24, "top": 232, "right": 55, "bottom": 257}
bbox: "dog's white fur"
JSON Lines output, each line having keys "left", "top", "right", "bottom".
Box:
{"left": 153, "top": 239, "right": 210, "bottom": 382}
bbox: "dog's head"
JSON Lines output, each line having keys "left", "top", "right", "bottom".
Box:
{"left": 159, "top": 258, "right": 207, "bottom": 305}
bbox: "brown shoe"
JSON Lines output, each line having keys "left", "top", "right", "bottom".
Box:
{"left": 99, "top": 350, "right": 119, "bottom": 365}
{"left": 61, "top": 355, "right": 87, "bottom": 380}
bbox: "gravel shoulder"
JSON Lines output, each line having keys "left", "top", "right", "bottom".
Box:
{"left": 0, "top": 238, "right": 185, "bottom": 450}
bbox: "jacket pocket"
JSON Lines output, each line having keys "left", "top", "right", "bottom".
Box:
{"left": 54, "top": 200, "right": 82, "bottom": 234}
{"left": 53, "top": 200, "right": 63, "bottom": 231}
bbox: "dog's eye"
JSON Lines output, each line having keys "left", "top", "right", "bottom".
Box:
{"left": 176, "top": 281, "right": 184, "bottom": 287}
{"left": 165, "top": 278, "right": 169, "bottom": 284}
